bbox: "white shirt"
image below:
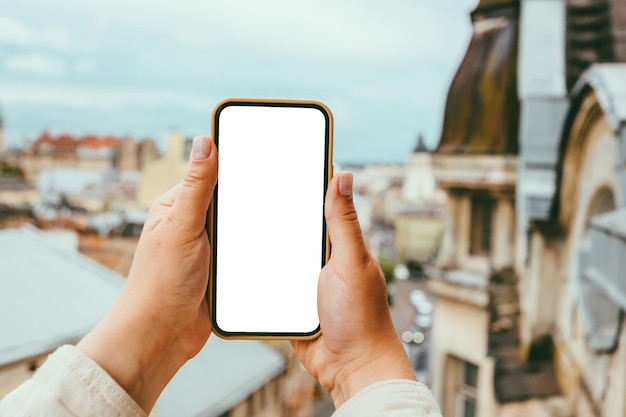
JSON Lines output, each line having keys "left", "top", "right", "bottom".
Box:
{"left": 0, "top": 345, "right": 442, "bottom": 417}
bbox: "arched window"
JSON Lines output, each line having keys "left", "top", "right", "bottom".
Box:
{"left": 578, "top": 187, "right": 623, "bottom": 353}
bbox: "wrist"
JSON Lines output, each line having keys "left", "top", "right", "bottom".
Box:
{"left": 77, "top": 297, "right": 188, "bottom": 413}
{"left": 328, "top": 339, "right": 416, "bottom": 408}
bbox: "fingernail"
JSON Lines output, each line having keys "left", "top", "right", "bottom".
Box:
{"left": 338, "top": 172, "right": 353, "bottom": 198}
{"left": 192, "top": 136, "right": 211, "bottom": 160}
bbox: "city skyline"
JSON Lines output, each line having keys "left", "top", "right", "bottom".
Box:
{"left": 0, "top": 0, "right": 477, "bottom": 164}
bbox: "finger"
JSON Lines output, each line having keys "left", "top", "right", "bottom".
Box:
{"left": 151, "top": 184, "right": 179, "bottom": 211}
{"left": 325, "top": 172, "right": 370, "bottom": 265}
{"left": 143, "top": 186, "right": 179, "bottom": 231}
{"left": 170, "top": 135, "right": 218, "bottom": 230}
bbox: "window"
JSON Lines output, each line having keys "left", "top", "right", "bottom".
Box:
{"left": 456, "top": 361, "right": 478, "bottom": 417}
{"left": 470, "top": 195, "right": 495, "bottom": 256}
{"left": 579, "top": 187, "right": 620, "bottom": 352}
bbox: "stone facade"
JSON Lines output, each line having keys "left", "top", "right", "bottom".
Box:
{"left": 427, "top": 1, "right": 560, "bottom": 416}
{"left": 427, "top": 0, "right": 626, "bottom": 415}
{"left": 519, "top": 66, "right": 626, "bottom": 417}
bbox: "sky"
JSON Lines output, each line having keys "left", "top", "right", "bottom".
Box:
{"left": 0, "top": 0, "right": 478, "bottom": 164}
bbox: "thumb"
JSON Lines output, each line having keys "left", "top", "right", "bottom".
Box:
{"left": 171, "top": 135, "right": 218, "bottom": 230}
{"left": 325, "top": 172, "right": 370, "bottom": 265}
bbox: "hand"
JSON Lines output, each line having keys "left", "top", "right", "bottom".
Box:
{"left": 77, "top": 136, "right": 217, "bottom": 413}
{"left": 292, "top": 172, "right": 416, "bottom": 408}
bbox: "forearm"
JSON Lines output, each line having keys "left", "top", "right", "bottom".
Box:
{"left": 77, "top": 294, "right": 188, "bottom": 413}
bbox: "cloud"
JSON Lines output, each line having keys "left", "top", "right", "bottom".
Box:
{"left": 28, "top": 0, "right": 468, "bottom": 67}
{"left": 74, "top": 59, "right": 95, "bottom": 73}
{"left": 0, "top": 0, "right": 477, "bottom": 162}
{"left": 0, "top": 15, "right": 32, "bottom": 46}
{"left": 1, "top": 1, "right": 472, "bottom": 76}
{"left": 0, "top": 15, "right": 73, "bottom": 51}
{"left": 0, "top": 83, "right": 216, "bottom": 110}
{"left": 167, "top": 1, "right": 467, "bottom": 65}
{"left": 4, "top": 54, "right": 68, "bottom": 76}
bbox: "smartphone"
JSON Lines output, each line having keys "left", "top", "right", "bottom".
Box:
{"left": 208, "top": 98, "right": 333, "bottom": 339}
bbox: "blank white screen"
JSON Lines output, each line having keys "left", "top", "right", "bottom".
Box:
{"left": 214, "top": 104, "right": 327, "bottom": 334}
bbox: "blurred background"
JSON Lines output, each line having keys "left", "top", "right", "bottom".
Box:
{"left": 1, "top": 0, "right": 626, "bottom": 416}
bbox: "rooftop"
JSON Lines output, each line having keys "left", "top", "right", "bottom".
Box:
{"left": 436, "top": 0, "right": 520, "bottom": 155}
{"left": 550, "top": 63, "right": 626, "bottom": 225}
{"left": 157, "top": 337, "right": 285, "bottom": 417}
{"left": 31, "top": 132, "right": 123, "bottom": 153}
{"left": 0, "top": 225, "right": 124, "bottom": 366}
{"left": 572, "top": 64, "right": 626, "bottom": 131}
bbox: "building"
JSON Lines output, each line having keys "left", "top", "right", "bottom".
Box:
{"left": 77, "top": 231, "right": 142, "bottom": 277}
{"left": 352, "top": 163, "right": 406, "bottom": 227}
{"left": 512, "top": 0, "right": 626, "bottom": 415}
{"left": 19, "top": 132, "right": 120, "bottom": 182}
{"left": 159, "top": 338, "right": 318, "bottom": 417}
{"left": 427, "top": 0, "right": 626, "bottom": 416}
{"left": 137, "top": 131, "right": 190, "bottom": 209}
{"left": 402, "top": 134, "right": 442, "bottom": 204}
{"left": 394, "top": 205, "right": 444, "bottom": 265}
{"left": 352, "top": 137, "right": 446, "bottom": 263}
{"left": 394, "top": 135, "right": 446, "bottom": 265}
{"left": 0, "top": 159, "right": 36, "bottom": 230}
{"left": 427, "top": 1, "right": 531, "bottom": 416}
{"left": 18, "top": 132, "right": 160, "bottom": 183}
{"left": 117, "top": 136, "right": 161, "bottom": 172}
{"left": 156, "top": 337, "right": 287, "bottom": 417}
{"left": 519, "top": 65, "right": 626, "bottom": 417}
{"left": 0, "top": 225, "right": 124, "bottom": 397}
{"left": 0, "top": 225, "right": 317, "bottom": 417}
{"left": 0, "top": 176, "right": 37, "bottom": 211}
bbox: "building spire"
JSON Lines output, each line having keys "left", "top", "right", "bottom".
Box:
{"left": 413, "top": 133, "right": 428, "bottom": 153}
{"left": 435, "top": 0, "right": 520, "bottom": 155}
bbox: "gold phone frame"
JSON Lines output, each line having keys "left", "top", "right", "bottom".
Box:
{"left": 207, "top": 98, "right": 333, "bottom": 340}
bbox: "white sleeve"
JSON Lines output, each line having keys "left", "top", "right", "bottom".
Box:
{"left": 332, "top": 380, "right": 442, "bottom": 417}
{"left": 0, "top": 345, "right": 146, "bottom": 417}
